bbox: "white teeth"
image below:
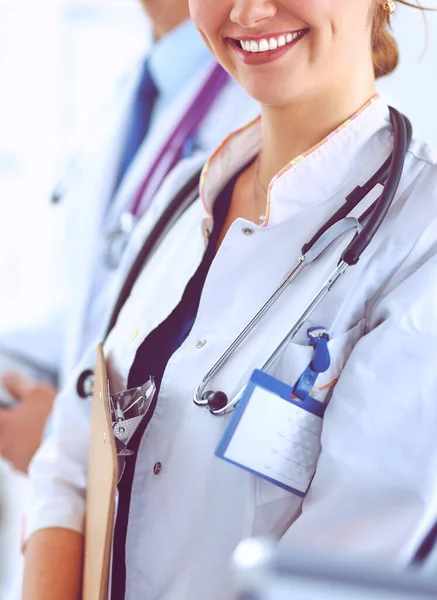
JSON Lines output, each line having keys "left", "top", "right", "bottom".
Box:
{"left": 240, "top": 30, "right": 305, "bottom": 53}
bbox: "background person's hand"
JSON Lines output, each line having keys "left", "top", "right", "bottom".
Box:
{"left": 0, "top": 372, "right": 57, "bottom": 473}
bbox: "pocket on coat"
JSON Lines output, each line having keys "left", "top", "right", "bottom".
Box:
{"left": 255, "top": 318, "right": 366, "bottom": 510}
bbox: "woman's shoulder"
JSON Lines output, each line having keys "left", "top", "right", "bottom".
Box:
{"left": 407, "top": 135, "right": 437, "bottom": 184}
{"left": 397, "top": 135, "right": 437, "bottom": 218}
{"left": 365, "top": 135, "right": 437, "bottom": 330}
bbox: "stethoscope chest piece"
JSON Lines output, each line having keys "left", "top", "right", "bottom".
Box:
{"left": 201, "top": 390, "right": 229, "bottom": 412}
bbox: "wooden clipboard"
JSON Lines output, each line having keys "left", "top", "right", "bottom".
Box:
{"left": 82, "top": 344, "right": 118, "bottom": 600}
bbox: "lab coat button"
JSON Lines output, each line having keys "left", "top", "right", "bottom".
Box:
{"left": 153, "top": 462, "right": 163, "bottom": 475}
{"left": 195, "top": 339, "right": 207, "bottom": 349}
{"left": 242, "top": 227, "right": 255, "bottom": 236}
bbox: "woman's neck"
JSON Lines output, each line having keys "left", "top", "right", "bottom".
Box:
{"left": 141, "top": 0, "right": 190, "bottom": 40}
{"left": 257, "top": 80, "right": 377, "bottom": 190}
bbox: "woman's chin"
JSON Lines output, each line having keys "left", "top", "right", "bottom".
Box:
{"left": 243, "top": 82, "right": 305, "bottom": 110}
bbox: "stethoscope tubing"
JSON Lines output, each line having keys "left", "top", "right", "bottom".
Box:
{"left": 342, "top": 107, "right": 411, "bottom": 266}
{"left": 104, "top": 168, "right": 203, "bottom": 339}
{"left": 210, "top": 260, "right": 349, "bottom": 416}
{"left": 102, "top": 64, "right": 229, "bottom": 270}
{"left": 193, "top": 216, "right": 362, "bottom": 409}
{"left": 128, "top": 64, "right": 228, "bottom": 219}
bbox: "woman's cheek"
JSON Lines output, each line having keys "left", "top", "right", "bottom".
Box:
{"left": 190, "top": 0, "right": 230, "bottom": 60}
{"left": 189, "top": 0, "right": 223, "bottom": 31}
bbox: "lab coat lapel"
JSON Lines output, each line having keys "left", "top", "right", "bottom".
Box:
{"left": 201, "top": 96, "right": 392, "bottom": 228}
{"left": 266, "top": 98, "right": 391, "bottom": 226}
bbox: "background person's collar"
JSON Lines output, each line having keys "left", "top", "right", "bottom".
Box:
{"left": 148, "top": 19, "right": 214, "bottom": 103}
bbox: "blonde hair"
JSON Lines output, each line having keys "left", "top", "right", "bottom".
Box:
{"left": 372, "top": 1, "right": 432, "bottom": 78}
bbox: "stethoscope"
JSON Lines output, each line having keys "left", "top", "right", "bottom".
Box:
{"left": 194, "top": 106, "right": 412, "bottom": 415}
{"left": 78, "top": 107, "right": 412, "bottom": 419}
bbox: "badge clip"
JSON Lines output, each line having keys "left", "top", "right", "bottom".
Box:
{"left": 292, "top": 326, "right": 330, "bottom": 401}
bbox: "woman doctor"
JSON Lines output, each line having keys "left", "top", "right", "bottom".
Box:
{"left": 23, "top": 0, "right": 437, "bottom": 599}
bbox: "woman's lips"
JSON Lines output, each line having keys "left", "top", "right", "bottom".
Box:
{"left": 228, "top": 29, "right": 309, "bottom": 66}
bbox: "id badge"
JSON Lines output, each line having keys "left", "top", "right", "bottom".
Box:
{"left": 216, "top": 369, "right": 326, "bottom": 497}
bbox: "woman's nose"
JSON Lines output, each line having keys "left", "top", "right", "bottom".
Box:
{"left": 230, "top": 0, "right": 278, "bottom": 29}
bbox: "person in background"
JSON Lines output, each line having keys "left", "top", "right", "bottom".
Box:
{"left": 0, "top": 0, "right": 259, "bottom": 473}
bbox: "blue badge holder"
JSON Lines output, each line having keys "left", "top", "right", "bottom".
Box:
{"left": 216, "top": 327, "right": 330, "bottom": 497}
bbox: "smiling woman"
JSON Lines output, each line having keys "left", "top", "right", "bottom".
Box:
{"left": 21, "top": 1, "right": 437, "bottom": 600}
{"left": 192, "top": 0, "right": 376, "bottom": 105}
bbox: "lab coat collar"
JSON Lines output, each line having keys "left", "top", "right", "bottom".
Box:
{"left": 200, "top": 95, "right": 392, "bottom": 228}
{"left": 148, "top": 19, "right": 214, "bottom": 104}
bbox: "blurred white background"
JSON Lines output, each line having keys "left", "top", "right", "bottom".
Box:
{"left": 0, "top": 0, "right": 148, "bottom": 333}
{"left": 0, "top": 0, "right": 436, "bottom": 597}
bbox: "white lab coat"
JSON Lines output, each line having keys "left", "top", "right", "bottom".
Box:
{"left": 0, "top": 57, "right": 259, "bottom": 390}
{"left": 28, "top": 97, "right": 437, "bottom": 599}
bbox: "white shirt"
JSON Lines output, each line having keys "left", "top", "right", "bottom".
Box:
{"left": 28, "top": 97, "right": 437, "bottom": 599}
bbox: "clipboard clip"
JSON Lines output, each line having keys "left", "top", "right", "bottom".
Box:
{"left": 109, "top": 377, "right": 156, "bottom": 482}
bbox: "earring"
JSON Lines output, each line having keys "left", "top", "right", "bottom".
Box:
{"left": 383, "top": 1, "right": 396, "bottom": 15}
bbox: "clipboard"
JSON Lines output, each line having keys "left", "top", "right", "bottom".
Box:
{"left": 82, "top": 344, "right": 118, "bottom": 600}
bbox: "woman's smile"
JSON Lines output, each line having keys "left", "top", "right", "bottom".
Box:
{"left": 226, "top": 28, "right": 309, "bottom": 66}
